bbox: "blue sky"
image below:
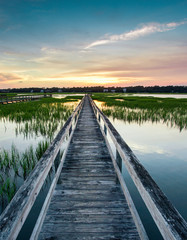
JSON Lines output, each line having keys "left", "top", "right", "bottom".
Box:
{"left": 0, "top": 0, "right": 187, "bottom": 88}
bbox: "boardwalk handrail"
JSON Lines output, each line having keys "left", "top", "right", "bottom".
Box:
{"left": 0, "top": 96, "right": 85, "bottom": 240}
{"left": 90, "top": 96, "right": 187, "bottom": 240}
{"left": 0, "top": 94, "right": 52, "bottom": 104}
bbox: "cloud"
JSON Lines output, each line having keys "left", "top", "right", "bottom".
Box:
{"left": 0, "top": 73, "right": 23, "bottom": 82}
{"left": 85, "top": 21, "right": 186, "bottom": 49}
{"left": 40, "top": 46, "right": 65, "bottom": 54}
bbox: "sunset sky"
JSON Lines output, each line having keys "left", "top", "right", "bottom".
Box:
{"left": 0, "top": 0, "right": 187, "bottom": 88}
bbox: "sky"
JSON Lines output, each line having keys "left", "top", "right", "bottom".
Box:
{"left": 0, "top": 0, "right": 187, "bottom": 88}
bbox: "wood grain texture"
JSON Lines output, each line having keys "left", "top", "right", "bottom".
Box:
{"left": 38, "top": 96, "right": 140, "bottom": 240}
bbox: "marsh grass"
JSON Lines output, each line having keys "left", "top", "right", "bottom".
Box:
{"left": 0, "top": 141, "right": 49, "bottom": 206}
{"left": 0, "top": 96, "right": 80, "bottom": 121}
{"left": 93, "top": 94, "right": 187, "bottom": 131}
{"left": 0, "top": 96, "right": 81, "bottom": 211}
{"left": 0, "top": 97, "right": 79, "bottom": 140}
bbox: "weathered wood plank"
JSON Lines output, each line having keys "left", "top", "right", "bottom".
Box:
{"left": 50, "top": 193, "right": 124, "bottom": 202}
{"left": 56, "top": 184, "right": 121, "bottom": 190}
{"left": 58, "top": 176, "right": 117, "bottom": 182}
{"left": 48, "top": 200, "right": 128, "bottom": 208}
{"left": 56, "top": 180, "right": 116, "bottom": 187}
{"left": 40, "top": 223, "right": 138, "bottom": 233}
{"left": 38, "top": 95, "right": 141, "bottom": 240}
{"left": 39, "top": 232, "right": 140, "bottom": 240}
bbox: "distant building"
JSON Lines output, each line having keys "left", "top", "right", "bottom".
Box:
{"left": 123, "top": 88, "right": 127, "bottom": 93}
{"left": 111, "top": 89, "right": 115, "bottom": 93}
{"left": 103, "top": 89, "right": 108, "bottom": 92}
{"left": 58, "top": 89, "right": 62, "bottom": 93}
{"left": 30, "top": 90, "right": 33, "bottom": 93}
{"left": 40, "top": 89, "right": 44, "bottom": 93}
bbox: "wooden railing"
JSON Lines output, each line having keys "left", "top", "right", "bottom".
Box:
{"left": 0, "top": 94, "right": 52, "bottom": 104}
{"left": 90, "top": 96, "right": 187, "bottom": 240}
{"left": 0, "top": 96, "right": 85, "bottom": 240}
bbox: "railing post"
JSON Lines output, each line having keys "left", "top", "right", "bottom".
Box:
{"left": 116, "top": 150, "right": 122, "bottom": 172}
{"left": 74, "top": 113, "right": 77, "bottom": 123}
{"left": 98, "top": 114, "right": 101, "bottom": 122}
{"left": 54, "top": 150, "right": 60, "bottom": 172}
{"left": 69, "top": 125, "right": 72, "bottom": 136}
{"left": 104, "top": 125, "right": 107, "bottom": 135}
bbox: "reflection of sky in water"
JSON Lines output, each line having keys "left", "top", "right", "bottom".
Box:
{"left": 109, "top": 113, "right": 187, "bottom": 218}
{"left": 94, "top": 100, "right": 105, "bottom": 109}
{"left": 106, "top": 94, "right": 187, "bottom": 99}
{"left": 52, "top": 94, "right": 84, "bottom": 99}
{"left": 109, "top": 118, "right": 187, "bottom": 208}
{"left": 0, "top": 101, "right": 78, "bottom": 214}
{"left": 0, "top": 101, "right": 78, "bottom": 152}
{"left": 112, "top": 119, "right": 187, "bottom": 160}
{"left": 131, "top": 94, "right": 187, "bottom": 99}
{"left": 0, "top": 120, "right": 46, "bottom": 151}
{"left": 94, "top": 100, "right": 187, "bottom": 239}
{"left": 63, "top": 100, "right": 81, "bottom": 107}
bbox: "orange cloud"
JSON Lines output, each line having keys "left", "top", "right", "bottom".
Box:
{"left": 0, "top": 73, "right": 23, "bottom": 82}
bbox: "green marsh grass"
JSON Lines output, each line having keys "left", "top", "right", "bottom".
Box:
{"left": 0, "top": 96, "right": 80, "bottom": 140}
{"left": 0, "top": 95, "right": 82, "bottom": 211}
{"left": 93, "top": 93, "right": 187, "bottom": 131}
{"left": 0, "top": 141, "right": 49, "bottom": 205}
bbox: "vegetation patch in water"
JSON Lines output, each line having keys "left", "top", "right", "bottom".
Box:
{"left": 0, "top": 95, "right": 82, "bottom": 212}
{"left": 0, "top": 141, "right": 49, "bottom": 207}
{"left": 0, "top": 96, "right": 81, "bottom": 140}
{"left": 92, "top": 94, "right": 187, "bottom": 131}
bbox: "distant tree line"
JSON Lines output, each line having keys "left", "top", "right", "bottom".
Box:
{"left": 0, "top": 85, "right": 187, "bottom": 93}
{"left": 125, "top": 85, "right": 187, "bottom": 93}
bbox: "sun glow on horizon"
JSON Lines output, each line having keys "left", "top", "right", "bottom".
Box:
{"left": 41, "top": 76, "right": 121, "bottom": 85}
{"left": 0, "top": 1, "right": 186, "bottom": 89}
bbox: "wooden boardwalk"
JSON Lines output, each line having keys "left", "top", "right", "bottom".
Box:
{"left": 1, "top": 95, "right": 187, "bottom": 240}
{"left": 0, "top": 94, "right": 51, "bottom": 104}
{"left": 38, "top": 96, "right": 140, "bottom": 239}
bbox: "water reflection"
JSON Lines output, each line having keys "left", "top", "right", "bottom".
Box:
{"left": 0, "top": 141, "right": 49, "bottom": 213}
{"left": 0, "top": 101, "right": 78, "bottom": 213}
{"left": 94, "top": 100, "right": 187, "bottom": 131}
{"left": 132, "top": 93, "right": 187, "bottom": 99}
{"left": 94, "top": 100, "right": 187, "bottom": 239}
{"left": 53, "top": 94, "right": 84, "bottom": 99}
{"left": 105, "top": 94, "right": 187, "bottom": 99}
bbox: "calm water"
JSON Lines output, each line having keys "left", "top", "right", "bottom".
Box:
{"left": 130, "top": 93, "right": 187, "bottom": 98}
{"left": 95, "top": 100, "right": 187, "bottom": 240}
{"left": 0, "top": 101, "right": 77, "bottom": 213}
{"left": 0, "top": 101, "right": 76, "bottom": 152}
{"left": 0, "top": 100, "right": 79, "bottom": 238}
{"left": 53, "top": 93, "right": 84, "bottom": 98}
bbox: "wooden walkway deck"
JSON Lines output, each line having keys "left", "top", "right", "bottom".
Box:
{"left": 38, "top": 96, "right": 140, "bottom": 239}
{"left": 1, "top": 95, "right": 187, "bottom": 240}
{"left": 0, "top": 94, "right": 51, "bottom": 104}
